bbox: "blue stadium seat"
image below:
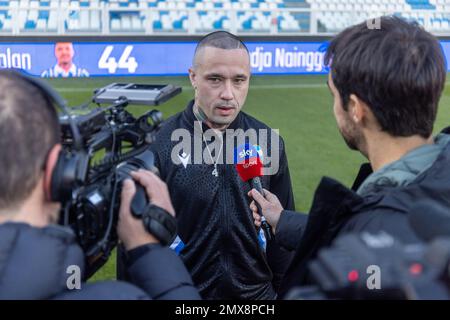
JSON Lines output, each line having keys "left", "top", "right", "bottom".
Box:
{"left": 38, "top": 10, "right": 49, "bottom": 20}
{"left": 153, "top": 19, "right": 162, "bottom": 30}
{"left": 24, "top": 19, "right": 36, "bottom": 29}
{"left": 406, "top": 0, "right": 435, "bottom": 10}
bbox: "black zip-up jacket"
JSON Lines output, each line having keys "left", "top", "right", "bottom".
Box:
{"left": 276, "top": 130, "right": 450, "bottom": 298}
{"left": 149, "top": 100, "right": 295, "bottom": 299}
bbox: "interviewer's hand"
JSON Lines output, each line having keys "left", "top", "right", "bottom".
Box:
{"left": 117, "top": 170, "right": 175, "bottom": 251}
{"left": 248, "top": 188, "right": 283, "bottom": 234}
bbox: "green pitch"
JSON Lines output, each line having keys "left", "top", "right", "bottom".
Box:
{"left": 46, "top": 75, "right": 450, "bottom": 281}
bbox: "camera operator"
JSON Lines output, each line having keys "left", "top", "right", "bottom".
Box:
{"left": 249, "top": 16, "right": 450, "bottom": 298}
{"left": 0, "top": 70, "right": 200, "bottom": 299}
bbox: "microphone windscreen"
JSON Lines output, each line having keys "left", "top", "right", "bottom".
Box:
{"left": 234, "top": 144, "right": 263, "bottom": 182}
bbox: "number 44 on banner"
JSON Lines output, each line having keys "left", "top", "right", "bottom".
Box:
{"left": 98, "top": 45, "right": 138, "bottom": 74}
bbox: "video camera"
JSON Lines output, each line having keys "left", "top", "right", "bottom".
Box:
{"left": 287, "top": 203, "right": 450, "bottom": 300}
{"left": 58, "top": 83, "right": 181, "bottom": 278}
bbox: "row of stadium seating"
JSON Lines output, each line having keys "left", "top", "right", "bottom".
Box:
{"left": 309, "top": 0, "right": 450, "bottom": 32}
{"left": 0, "top": 0, "right": 307, "bottom": 33}
{"left": 0, "top": 0, "right": 450, "bottom": 34}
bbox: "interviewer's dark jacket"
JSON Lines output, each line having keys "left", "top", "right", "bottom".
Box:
{"left": 276, "top": 129, "right": 450, "bottom": 298}
{"left": 0, "top": 222, "right": 200, "bottom": 299}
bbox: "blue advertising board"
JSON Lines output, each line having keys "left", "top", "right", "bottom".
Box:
{"left": 0, "top": 40, "right": 448, "bottom": 77}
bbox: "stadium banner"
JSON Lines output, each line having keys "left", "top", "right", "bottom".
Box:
{"left": 439, "top": 41, "right": 450, "bottom": 70}
{"left": 0, "top": 40, "right": 449, "bottom": 77}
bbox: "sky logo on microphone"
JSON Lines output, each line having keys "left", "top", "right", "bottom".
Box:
{"left": 235, "top": 144, "right": 264, "bottom": 182}
{"left": 235, "top": 144, "right": 259, "bottom": 163}
{"left": 239, "top": 148, "right": 253, "bottom": 159}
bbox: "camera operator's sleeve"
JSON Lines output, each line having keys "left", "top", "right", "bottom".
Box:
{"left": 266, "top": 136, "right": 297, "bottom": 292}
{"left": 275, "top": 210, "right": 309, "bottom": 251}
{"left": 126, "top": 243, "right": 201, "bottom": 300}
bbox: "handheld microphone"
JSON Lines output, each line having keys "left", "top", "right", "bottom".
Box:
{"left": 409, "top": 202, "right": 450, "bottom": 242}
{"left": 235, "top": 144, "right": 273, "bottom": 241}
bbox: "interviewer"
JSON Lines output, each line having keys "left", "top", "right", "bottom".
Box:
{"left": 249, "top": 16, "right": 450, "bottom": 298}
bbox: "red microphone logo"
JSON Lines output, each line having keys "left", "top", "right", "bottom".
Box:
{"left": 235, "top": 144, "right": 263, "bottom": 182}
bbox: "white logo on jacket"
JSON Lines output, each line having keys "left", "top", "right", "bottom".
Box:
{"left": 178, "top": 152, "right": 191, "bottom": 169}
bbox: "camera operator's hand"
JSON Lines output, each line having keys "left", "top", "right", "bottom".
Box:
{"left": 248, "top": 188, "right": 283, "bottom": 234}
{"left": 117, "top": 170, "right": 175, "bottom": 251}
{"left": 131, "top": 170, "right": 176, "bottom": 217}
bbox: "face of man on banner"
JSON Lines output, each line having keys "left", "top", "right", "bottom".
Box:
{"left": 55, "top": 42, "right": 75, "bottom": 71}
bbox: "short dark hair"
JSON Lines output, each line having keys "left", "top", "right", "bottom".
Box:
{"left": 0, "top": 71, "right": 60, "bottom": 210}
{"left": 193, "top": 31, "right": 249, "bottom": 66}
{"left": 325, "top": 16, "right": 446, "bottom": 138}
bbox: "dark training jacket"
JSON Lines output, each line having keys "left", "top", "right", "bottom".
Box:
{"left": 150, "top": 101, "right": 295, "bottom": 299}
{"left": 0, "top": 222, "right": 200, "bottom": 299}
{"left": 277, "top": 131, "right": 450, "bottom": 298}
